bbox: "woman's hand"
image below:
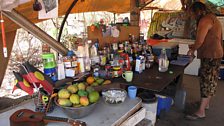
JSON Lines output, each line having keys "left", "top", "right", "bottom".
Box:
{"left": 187, "top": 49, "right": 195, "bottom": 62}
{"left": 188, "top": 44, "right": 194, "bottom": 49}
{"left": 187, "top": 49, "right": 195, "bottom": 56}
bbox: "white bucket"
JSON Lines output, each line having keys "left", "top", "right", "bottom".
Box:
{"left": 142, "top": 100, "right": 158, "bottom": 126}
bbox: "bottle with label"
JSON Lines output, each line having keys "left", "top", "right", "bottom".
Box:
{"left": 63, "top": 51, "right": 76, "bottom": 77}
{"left": 42, "top": 53, "right": 57, "bottom": 82}
{"left": 158, "top": 48, "right": 169, "bottom": 72}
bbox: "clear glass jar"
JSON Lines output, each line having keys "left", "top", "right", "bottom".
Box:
{"left": 158, "top": 48, "right": 169, "bottom": 72}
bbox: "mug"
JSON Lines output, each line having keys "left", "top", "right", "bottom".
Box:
{"left": 122, "top": 71, "right": 133, "bottom": 82}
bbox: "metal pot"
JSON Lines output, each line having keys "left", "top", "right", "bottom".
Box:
{"left": 54, "top": 97, "right": 98, "bottom": 119}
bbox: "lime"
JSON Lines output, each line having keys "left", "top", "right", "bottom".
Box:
{"left": 88, "top": 91, "right": 100, "bottom": 103}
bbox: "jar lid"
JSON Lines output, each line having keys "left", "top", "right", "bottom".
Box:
{"left": 67, "top": 50, "right": 74, "bottom": 56}
{"left": 113, "top": 66, "right": 121, "bottom": 70}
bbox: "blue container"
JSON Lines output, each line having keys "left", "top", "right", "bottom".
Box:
{"left": 44, "top": 68, "right": 57, "bottom": 82}
{"left": 156, "top": 95, "right": 172, "bottom": 116}
{"left": 219, "top": 68, "right": 224, "bottom": 80}
{"left": 152, "top": 42, "right": 178, "bottom": 60}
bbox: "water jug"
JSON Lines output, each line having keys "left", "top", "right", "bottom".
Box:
{"left": 158, "top": 48, "right": 169, "bottom": 72}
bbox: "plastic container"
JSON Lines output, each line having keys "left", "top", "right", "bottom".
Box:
{"left": 156, "top": 95, "right": 172, "bottom": 116}
{"left": 174, "top": 89, "right": 186, "bottom": 110}
{"left": 44, "top": 68, "right": 57, "bottom": 82}
{"left": 57, "top": 58, "right": 65, "bottom": 80}
{"left": 42, "top": 53, "right": 56, "bottom": 69}
{"left": 63, "top": 51, "right": 77, "bottom": 77}
{"left": 138, "top": 91, "right": 157, "bottom": 126}
{"left": 219, "top": 66, "right": 224, "bottom": 80}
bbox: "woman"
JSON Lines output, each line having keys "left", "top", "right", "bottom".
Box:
{"left": 186, "top": 2, "right": 223, "bottom": 120}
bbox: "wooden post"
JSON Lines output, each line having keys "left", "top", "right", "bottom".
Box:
{"left": 130, "top": 0, "right": 140, "bottom": 26}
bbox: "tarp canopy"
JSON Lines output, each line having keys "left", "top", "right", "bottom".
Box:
{"left": 3, "top": 0, "right": 131, "bottom": 33}
{"left": 0, "top": 0, "right": 136, "bottom": 85}
{"left": 208, "top": 0, "right": 224, "bottom": 7}
{"left": 145, "top": 0, "right": 182, "bottom": 10}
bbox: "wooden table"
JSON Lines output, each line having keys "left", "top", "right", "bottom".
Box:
{"left": 114, "top": 64, "right": 186, "bottom": 109}
{"left": 114, "top": 64, "right": 184, "bottom": 92}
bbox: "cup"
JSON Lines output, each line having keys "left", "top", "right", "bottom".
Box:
{"left": 128, "top": 86, "right": 137, "bottom": 99}
{"left": 122, "top": 71, "right": 133, "bottom": 82}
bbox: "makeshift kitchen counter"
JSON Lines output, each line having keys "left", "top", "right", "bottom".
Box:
{"left": 114, "top": 64, "right": 184, "bottom": 93}
{"left": 0, "top": 97, "right": 144, "bottom": 126}
{"left": 113, "top": 64, "right": 186, "bottom": 110}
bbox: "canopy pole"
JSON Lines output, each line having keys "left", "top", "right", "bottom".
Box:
{"left": 2, "top": 9, "right": 68, "bottom": 55}
{"left": 113, "top": 13, "right": 116, "bottom": 24}
{"left": 57, "top": 0, "right": 78, "bottom": 43}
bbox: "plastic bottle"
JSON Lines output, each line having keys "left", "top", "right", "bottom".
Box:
{"left": 64, "top": 51, "right": 76, "bottom": 77}
{"left": 158, "top": 48, "right": 169, "bottom": 72}
{"left": 57, "top": 57, "right": 65, "bottom": 80}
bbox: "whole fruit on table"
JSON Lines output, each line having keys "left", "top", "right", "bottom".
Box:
{"left": 80, "top": 96, "right": 89, "bottom": 106}
{"left": 70, "top": 94, "right": 80, "bottom": 104}
{"left": 73, "top": 104, "right": 82, "bottom": 108}
{"left": 67, "top": 84, "right": 78, "bottom": 93}
{"left": 58, "top": 89, "right": 71, "bottom": 99}
{"left": 96, "top": 78, "right": 104, "bottom": 85}
{"left": 86, "top": 86, "right": 94, "bottom": 93}
{"left": 77, "top": 82, "right": 86, "bottom": 90}
{"left": 92, "top": 82, "right": 99, "bottom": 86}
{"left": 88, "top": 91, "right": 100, "bottom": 103}
{"left": 102, "top": 80, "right": 111, "bottom": 85}
{"left": 86, "top": 76, "right": 95, "bottom": 85}
{"left": 58, "top": 98, "right": 72, "bottom": 107}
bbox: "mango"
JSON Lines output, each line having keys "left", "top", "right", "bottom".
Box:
{"left": 58, "top": 89, "right": 71, "bottom": 99}
{"left": 102, "top": 80, "right": 111, "bottom": 85}
{"left": 88, "top": 91, "right": 100, "bottom": 103}
{"left": 92, "top": 82, "right": 99, "bottom": 86}
{"left": 80, "top": 96, "right": 89, "bottom": 106}
{"left": 96, "top": 78, "right": 104, "bottom": 85}
{"left": 73, "top": 104, "right": 82, "bottom": 108}
{"left": 58, "top": 98, "right": 72, "bottom": 107}
{"left": 86, "top": 86, "right": 95, "bottom": 93}
{"left": 67, "top": 85, "right": 78, "bottom": 93}
{"left": 70, "top": 94, "right": 80, "bottom": 104}
{"left": 78, "top": 83, "right": 86, "bottom": 90}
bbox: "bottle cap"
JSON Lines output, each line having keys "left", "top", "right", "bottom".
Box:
{"left": 67, "top": 50, "right": 74, "bottom": 56}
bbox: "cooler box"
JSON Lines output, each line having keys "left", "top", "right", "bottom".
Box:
{"left": 152, "top": 42, "right": 179, "bottom": 60}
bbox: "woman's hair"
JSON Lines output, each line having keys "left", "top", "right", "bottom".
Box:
{"left": 190, "top": 1, "right": 210, "bottom": 13}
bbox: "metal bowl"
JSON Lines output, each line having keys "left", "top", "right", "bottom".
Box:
{"left": 102, "top": 88, "right": 127, "bottom": 104}
{"left": 54, "top": 97, "right": 98, "bottom": 119}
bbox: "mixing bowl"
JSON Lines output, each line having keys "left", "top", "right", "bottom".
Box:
{"left": 54, "top": 97, "right": 98, "bottom": 118}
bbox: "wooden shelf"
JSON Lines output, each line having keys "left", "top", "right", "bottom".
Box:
{"left": 87, "top": 25, "right": 140, "bottom": 47}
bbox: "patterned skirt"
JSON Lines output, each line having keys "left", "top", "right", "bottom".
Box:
{"left": 199, "top": 58, "right": 221, "bottom": 98}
